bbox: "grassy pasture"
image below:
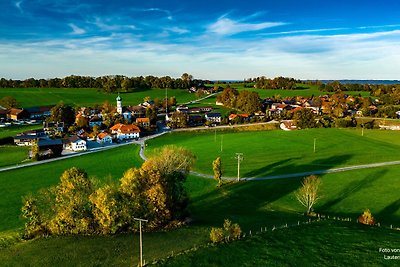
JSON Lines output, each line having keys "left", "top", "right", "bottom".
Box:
{"left": 0, "top": 146, "right": 30, "bottom": 168}
{"left": 0, "top": 128, "right": 399, "bottom": 266}
{"left": 214, "top": 83, "right": 371, "bottom": 98}
{"left": 0, "top": 88, "right": 196, "bottom": 108}
{"left": 0, "top": 124, "right": 42, "bottom": 139}
{"left": 0, "top": 169, "right": 399, "bottom": 266}
{"left": 146, "top": 128, "right": 400, "bottom": 178}
{"left": 160, "top": 221, "right": 400, "bottom": 267}
{"left": 0, "top": 144, "right": 143, "bottom": 232}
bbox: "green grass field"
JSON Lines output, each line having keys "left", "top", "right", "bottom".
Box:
{"left": 214, "top": 83, "right": 371, "bottom": 98}
{"left": 0, "top": 128, "right": 399, "bottom": 266}
{"left": 146, "top": 128, "right": 400, "bottom": 178}
{"left": 0, "top": 144, "right": 143, "bottom": 232}
{"left": 0, "top": 124, "right": 42, "bottom": 139}
{"left": 0, "top": 88, "right": 196, "bottom": 108}
{"left": 0, "top": 146, "right": 30, "bottom": 168}
{"left": 160, "top": 221, "right": 400, "bottom": 267}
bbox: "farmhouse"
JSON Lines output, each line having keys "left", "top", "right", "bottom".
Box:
{"left": 88, "top": 116, "right": 103, "bottom": 127}
{"left": 136, "top": 117, "right": 150, "bottom": 128}
{"left": 14, "top": 135, "right": 39, "bottom": 146}
{"left": 110, "top": 123, "right": 141, "bottom": 140}
{"left": 205, "top": 113, "right": 222, "bottom": 123}
{"left": 64, "top": 135, "right": 87, "bottom": 152}
{"left": 7, "top": 108, "right": 30, "bottom": 121}
{"left": 97, "top": 132, "right": 113, "bottom": 144}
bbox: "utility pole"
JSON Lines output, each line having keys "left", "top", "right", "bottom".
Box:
{"left": 313, "top": 138, "right": 316, "bottom": 153}
{"left": 165, "top": 87, "right": 168, "bottom": 121}
{"left": 220, "top": 135, "right": 223, "bottom": 152}
{"left": 235, "top": 153, "right": 243, "bottom": 181}
{"left": 134, "top": 217, "right": 148, "bottom": 267}
{"left": 214, "top": 128, "right": 216, "bottom": 142}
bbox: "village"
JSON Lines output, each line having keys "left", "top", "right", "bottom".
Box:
{"left": 2, "top": 84, "right": 400, "bottom": 161}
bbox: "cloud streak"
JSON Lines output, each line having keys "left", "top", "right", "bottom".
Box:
{"left": 207, "top": 16, "right": 286, "bottom": 35}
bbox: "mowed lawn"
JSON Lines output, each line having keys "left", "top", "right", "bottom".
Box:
{"left": 146, "top": 128, "right": 400, "bottom": 178}
{"left": 0, "top": 144, "right": 143, "bottom": 232}
{"left": 0, "top": 87, "right": 196, "bottom": 108}
{"left": 0, "top": 146, "right": 30, "bottom": 168}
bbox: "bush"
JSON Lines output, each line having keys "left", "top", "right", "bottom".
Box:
{"left": 358, "top": 209, "right": 376, "bottom": 225}
{"left": 210, "top": 219, "right": 242, "bottom": 244}
{"left": 210, "top": 227, "right": 224, "bottom": 244}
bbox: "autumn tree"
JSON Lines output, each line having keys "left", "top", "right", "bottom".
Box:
{"left": 47, "top": 102, "right": 76, "bottom": 126}
{"left": 212, "top": 157, "right": 222, "bottom": 185}
{"left": 236, "top": 91, "right": 262, "bottom": 114}
{"left": 167, "top": 111, "right": 189, "bottom": 128}
{"left": 0, "top": 96, "right": 17, "bottom": 109}
{"left": 295, "top": 175, "right": 321, "bottom": 215}
{"left": 49, "top": 167, "right": 96, "bottom": 235}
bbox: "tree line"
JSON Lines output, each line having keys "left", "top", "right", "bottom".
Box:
{"left": 216, "top": 87, "right": 262, "bottom": 114}
{"left": 245, "top": 76, "right": 301, "bottom": 90}
{"left": 0, "top": 73, "right": 200, "bottom": 93}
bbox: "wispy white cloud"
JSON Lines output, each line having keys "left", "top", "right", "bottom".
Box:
{"left": 165, "top": 26, "right": 189, "bottom": 34}
{"left": 91, "top": 17, "right": 136, "bottom": 32}
{"left": 207, "top": 16, "right": 286, "bottom": 35}
{"left": 68, "top": 23, "right": 86, "bottom": 35}
{"left": 132, "top": 7, "right": 173, "bottom": 20}
{"left": 262, "top": 27, "right": 348, "bottom": 36}
{"left": 14, "top": 0, "right": 23, "bottom": 13}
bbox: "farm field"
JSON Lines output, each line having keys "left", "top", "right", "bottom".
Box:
{"left": 0, "top": 87, "right": 197, "bottom": 108}
{"left": 0, "top": 167, "right": 399, "bottom": 266}
{"left": 0, "top": 128, "right": 399, "bottom": 266}
{"left": 160, "top": 221, "right": 400, "bottom": 267}
{"left": 146, "top": 128, "right": 400, "bottom": 178}
{"left": 0, "top": 144, "right": 143, "bottom": 232}
{"left": 214, "top": 83, "right": 371, "bottom": 98}
{"left": 0, "top": 124, "right": 42, "bottom": 139}
{"left": 0, "top": 146, "right": 30, "bottom": 168}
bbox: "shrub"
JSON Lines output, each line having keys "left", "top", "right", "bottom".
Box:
{"left": 210, "top": 219, "right": 242, "bottom": 244}
{"left": 358, "top": 209, "right": 376, "bottom": 225}
{"left": 210, "top": 227, "right": 224, "bottom": 244}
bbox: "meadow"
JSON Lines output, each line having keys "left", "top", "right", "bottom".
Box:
{"left": 0, "top": 144, "right": 142, "bottom": 232}
{"left": 0, "top": 124, "right": 42, "bottom": 139}
{"left": 215, "top": 83, "right": 371, "bottom": 98}
{"left": 146, "top": 128, "right": 400, "bottom": 178}
{"left": 0, "top": 128, "right": 399, "bottom": 265}
{"left": 0, "top": 146, "right": 30, "bottom": 168}
{"left": 0, "top": 87, "right": 197, "bottom": 108}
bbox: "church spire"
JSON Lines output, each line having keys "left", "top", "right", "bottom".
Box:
{"left": 116, "top": 93, "right": 122, "bottom": 114}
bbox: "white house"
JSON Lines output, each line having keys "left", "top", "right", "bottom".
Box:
{"left": 205, "top": 113, "right": 222, "bottom": 123}
{"left": 110, "top": 123, "right": 141, "bottom": 140}
{"left": 97, "top": 132, "right": 113, "bottom": 144}
{"left": 65, "top": 135, "right": 87, "bottom": 151}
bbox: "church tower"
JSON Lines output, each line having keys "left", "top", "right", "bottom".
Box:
{"left": 116, "top": 93, "right": 122, "bottom": 114}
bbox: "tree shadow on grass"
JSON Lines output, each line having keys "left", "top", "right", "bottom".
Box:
{"left": 319, "top": 169, "right": 387, "bottom": 211}
{"left": 243, "top": 154, "right": 353, "bottom": 178}
{"left": 188, "top": 177, "right": 303, "bottom": 230}
{"left": 378, "top": 198, "right": 400, "bottom": 223}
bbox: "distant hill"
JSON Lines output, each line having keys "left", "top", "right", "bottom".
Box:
{"left": 319, "top": 80, "right": 400, "bottom": 85}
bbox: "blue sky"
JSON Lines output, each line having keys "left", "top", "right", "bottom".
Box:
{"left": 1, "top": 0, "right": 400, "bottom": 80}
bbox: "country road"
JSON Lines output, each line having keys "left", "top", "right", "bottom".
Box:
{"left": 3, "top": 130, "right": 400, "bottom": 182}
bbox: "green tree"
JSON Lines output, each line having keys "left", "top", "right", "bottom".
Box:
{"left": 236, "top": 91, "right": 262, "bottom": 114}
{"left": 167, "top": 112, "right": 189, "bottom": 129}
{"left": 212, "top": 157, "right": 222, "bottom": 186}
{"left": 47, "top": 102, "right": 76, "bottom": 126}
{"left": 294, "top": 108, "right": 319, "bottom": 129}
{"left": 295, "top": 175, "right": 321, "bottom": 215}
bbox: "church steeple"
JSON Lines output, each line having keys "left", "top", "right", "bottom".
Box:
{"left": 116, "top": 93, "right": 122, "bottom": 114}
